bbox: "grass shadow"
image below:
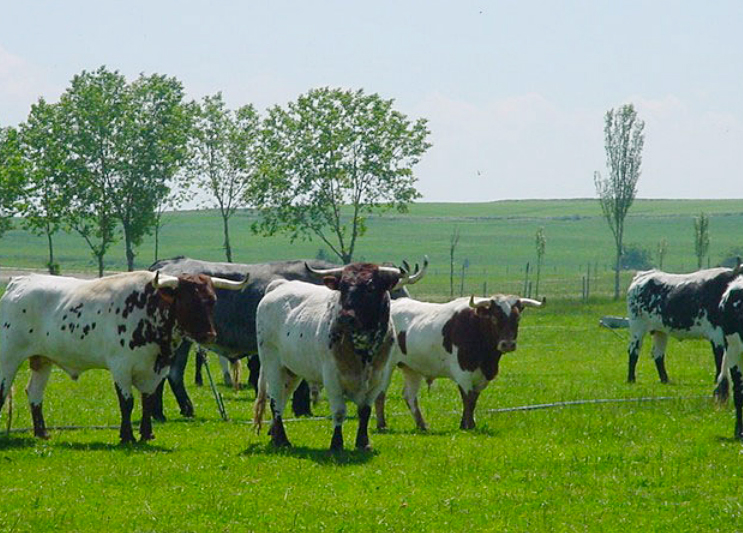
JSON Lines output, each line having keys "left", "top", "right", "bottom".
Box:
{"left": 0, "top": 435, "right": 41, "bottom": 450}
{"left": 373, "top": 426, "right": 452, "bottom": 437}
{"left": 54, "top": 440, "right": 174, "bottom": 453}
{"left": 241, "top": 441, "right": 377, "bottom": 465}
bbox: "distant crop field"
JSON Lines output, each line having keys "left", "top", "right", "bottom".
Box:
{"left": 1, "top": 298, "right": 742, "bottom": 532}
{"left": 2, "top": 198, "right": 742, "bottom": 301}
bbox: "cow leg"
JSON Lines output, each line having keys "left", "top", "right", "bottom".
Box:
{"left": 139, "top": 391, "right": 157, "bottom": 442}
{"left": 401, "top": 366, "right": 428, "bottom": 431}
{"left": 627, "top": 330, "right": 644, "bottom": 383}
{"left": 218, "top": 355, "right": 233, "bottom": 387}
{"left": 374, "top": 391, "right": 387, "bottom": 430}
{"left": 712, "top": 341, "right": 729, "bottom": 403}
{"left": 114, "top": 380, "right": 136, "bottom": 444}
{"left": 651, "top": 332, "right": 669, "bottom": 383}
{"left": 458, "top": 386, "right": 480, "bottom": 430}
{"left": 166, "top": 341, "right": 194, "bottom": 418}
{"left": 0, "top": 355, "right": 24, "bottom": 422}
{"left": 355, "top": 404, "right": 372, "bottom": 450}
{"left": 292, "top": 380, "right": 313, "bottom": 417}
{"left": 194, "top": 348, "right": 206, "bottom": 387}
{"left": 26, "top": 356, "right": 53, "bottom": 439}
{"left": 247, "top": 355, "right": 260, "bottom": 394}
{"left": 327, "top": 388, "right": 347, "bottom": 452}
{"left": 267, "top": 368, "right": 297, "bottom": 448}
{"left": 151, "top": 380, "right": 167, "bottom": 422}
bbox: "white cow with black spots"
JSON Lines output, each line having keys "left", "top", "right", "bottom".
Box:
{"left": 0, "top": 271, "right": 246, "bottom": 443}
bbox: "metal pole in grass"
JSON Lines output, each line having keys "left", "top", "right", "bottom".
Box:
{"left": 202, "top": 353, "right": 229, "bottom": 421}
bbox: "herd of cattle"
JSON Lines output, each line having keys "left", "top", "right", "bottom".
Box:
{"left": 1, "top": 255, "right": 743, "bottom": 450}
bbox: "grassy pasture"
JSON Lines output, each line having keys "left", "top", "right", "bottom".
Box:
{"left": 1, "top": 198, "right": 743, "bottom": 300}
{"left": 2, "top": 199, "right": 743, "bottom": 531}
{"left": 2, "top": 297, "right": 743, "bottom": 532}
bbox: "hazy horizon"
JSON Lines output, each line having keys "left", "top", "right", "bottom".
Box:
{"left": 2, "top": 1, "right": 742, "bottom": 202}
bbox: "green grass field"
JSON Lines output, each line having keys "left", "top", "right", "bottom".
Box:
{"left": 2, "top": 199, "right": 743, "bottom": 531}
{"left": 1, "top": 298, "right": 742, "bottom": 532}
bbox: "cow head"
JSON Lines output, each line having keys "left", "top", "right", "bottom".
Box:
{"left": 152, "top": 272, "right": 248, "bottom": 344}
{"left": 468, "top": 295, "right": 545, "bottom": 353}
{"left": 306, "top": 260, "right": 426, "bottom": 360}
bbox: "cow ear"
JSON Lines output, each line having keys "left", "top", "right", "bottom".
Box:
{"left": 323, "top": 276, "right": 339, "bottom": 290}
{"left": 158, "top": 288, "right": 176, "bottom": 304}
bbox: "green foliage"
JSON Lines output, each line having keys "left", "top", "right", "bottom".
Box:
{"left": 1, "top": 299, "right": 741, "bottom": 532}
{"left": 252, "top": 87, "right": 430, "bottom": 263}
{"left": 620, "top": 243, "right": 654, "bottom": 270}
{"left": 693, "top": 212, "right": 710, "bottom": 270}
{"left": 594, "top": 103, "right": 646, "bottom": 298}
{"left": 187, "top": 93, "right": 260, "bottom": 262}
{"left": 0, "top": 125, "right": 26, "bottom": 237}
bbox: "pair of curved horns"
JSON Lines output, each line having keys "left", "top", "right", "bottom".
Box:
{"left": 305, "top": 256, "right": 429, "bottom": 289}
{"left": 469, "top": 295, "right": 546, "bottom": 309}
{"left": 152, "top": 271, "right": 250, "bottom": 291}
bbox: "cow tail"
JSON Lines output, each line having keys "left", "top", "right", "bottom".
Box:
{"left": 717, "top": 350, "right": 730, "bottom": 388}
{"left": 253, "top": 367, "right": 267, "bottom": 434}
{"left": 231, "top": 359, "right": 242, "bottom": 392}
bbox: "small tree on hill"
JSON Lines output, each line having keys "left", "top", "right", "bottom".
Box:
{"left": 594, "top": 103, "right": 645, "bottom": 299}
{"left": 535, "top": 227, "right": 546, "bottom": 298}
{"left": 694, "top": 212, "right": 710, "bottom": 270}
{"left": 657, "top": 238, "right": 669, "bottom": 271}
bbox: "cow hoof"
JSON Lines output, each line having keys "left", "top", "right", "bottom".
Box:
{"left": 356, "top": 443, "right": 373, "bottom": 452}
{"left": 153, "top": 413, "right": 167, "bottom": 423}
{"left": 35, "top": 431, "right": 50, "bottom": 440}
{"left": 140, "top": 434, "right": 155, "bottom": 443}
{"left": 180, "top": 408, "right": 195, "bottom": 418}
{"left": 271, "top": 438, "right": 291, "bottom": 448}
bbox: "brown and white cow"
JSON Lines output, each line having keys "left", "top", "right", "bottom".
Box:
{"left": 375, "top": 294, "right": 544, "bottom": 431}
{"left": 0, "top": 271, "right": 247, "bottom": 443}
{"left": 253, "top": 261, "right": 425, "bottom": 451}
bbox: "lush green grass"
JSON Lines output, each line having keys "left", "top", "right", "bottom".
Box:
{"left": 2, "top": 298, "right": 743, "bottom": 532}
{"left": 2, "top": 198, "right": 743, "bottom": 300}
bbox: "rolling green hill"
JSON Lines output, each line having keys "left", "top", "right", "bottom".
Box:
{"left": 1, "top": 198, "right": 742, "bottom": 300}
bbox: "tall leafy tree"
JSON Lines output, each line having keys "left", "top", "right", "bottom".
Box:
{"left": 594, "top": 103, "right": 645, "bottom": 299}
{"left": 187, "top": 93, "right": 258, "bottom": 262}
{"left": 253, "top": 87, "right": 430, "bottom": 263}
{"left": 18, "top": 98, "right": 70, "bottom": 273}
{"left": 57, "top": 67, "right": 127, "bottom": 277}
{"left": 116, "top": 74, "right": 191, "bottom": 270}
{"left": 694, "top": 212, "right": 710, "bottom": 270}
{"left": 0, "top": 125, "right": 26, "bottom": 238}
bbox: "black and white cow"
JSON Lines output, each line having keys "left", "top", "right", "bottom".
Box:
{"left": 626, "top": 265, "right": 743, "bottom": 399}
{"left": 0, "top": 271, "right": 246, "bottom": 443}
{"left": 374, "top": 294, "right": 544, "bottom": 431}
{"left": 718, "top": 278, "right": 743, "bottom": 438}
{"left": 253, "top": 261, "right": 425, "bottom": 451}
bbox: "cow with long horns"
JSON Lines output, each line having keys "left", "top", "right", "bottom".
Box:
{"left": 0, "top": 270, "right": 247, "bottom": 443}
{"left": 254, "top": 260, "right": 427, "bottom": 451}
{"left": 375, "top": 293, "right": 545, "bottom": 431}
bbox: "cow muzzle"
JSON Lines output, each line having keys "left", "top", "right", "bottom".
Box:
{"left": 497, "top": 340, "right": 517, "bottom": 353}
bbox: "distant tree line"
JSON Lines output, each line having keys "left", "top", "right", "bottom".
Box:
{"left": 0, "top": 66, "right": 430, "bottom": 275}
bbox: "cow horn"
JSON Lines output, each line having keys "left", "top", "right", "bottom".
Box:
{"left": 212, "top": 274, "right": 250, "bottom": 291}
{"left": 407, "top": 256, "right": 429, "bottom": 285}
{"left": 305, "top": 262, "right": 344, "bottom": 278}
{"left": 468, "top": 295, "right": 491, "bottom": 309}
{"left": 152, "top": 271, "right": 179, "bottom": 290}
{"left": 519, "top": 297, "right": 546, "bottom": 308}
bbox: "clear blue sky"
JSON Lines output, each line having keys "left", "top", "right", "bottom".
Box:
{"left": 2, "top": 1, "right": 742, "bottom": 201}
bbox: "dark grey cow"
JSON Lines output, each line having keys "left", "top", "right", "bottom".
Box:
{"left": 626, "top": 264, "right": 743, "bottom": 399}
{"left": 719, "top": 277, "right": 743, "bottom": 438}
{"left": 148, "top": 256, "right": 341, "bottom": 420}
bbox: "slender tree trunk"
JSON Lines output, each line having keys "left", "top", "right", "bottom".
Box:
{"left": 97, "top": 253, "right": 105, "bottom": 278}
{"left": 535, "top": 260, "right": 541, "bottom": 298}
{"left": 222, "top": 215, "right": 232, "bottom": 263}
{"left": 614, "top": 246, "right": 621, "bottom": 300}
{"left": 124, "top": 228, "right": 135, "bottom": 272}
{"left": 154, "top": 223, "right": 160, "bottom": 263}
{"left": 46, "top": 230, "right": 56, "bottom": 275}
